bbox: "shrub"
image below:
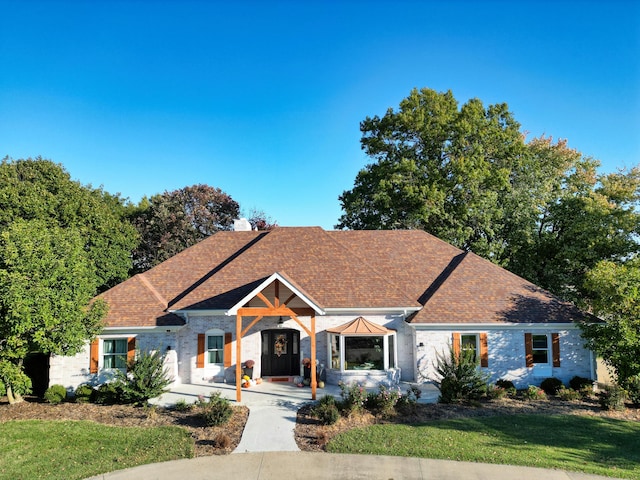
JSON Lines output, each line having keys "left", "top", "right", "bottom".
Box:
{"left": 598, "top": 384, "right": 626, "bottom": 411}
{"left": 624, "top": 375, "right": 640, "bottom": 407}
{"left": 115, "top": 349, "right": 171, "bottom": 405}
{"left": 495, "top": 379, "right": 517, "bottom": 397}
{"left": 0, "top": 379, "right": 6, "bottom": 398}
{"left": 433, "top": 346, "right": 489, "bottom": 404}
{"left": 44, "top": 384, "right": 67, "bottom": 404}
{"left": 366, "top": 384, "right": 401, "bottom": 418}
{"left": 197, "top": 391, "right": 233, "bottom": 426}
{"left": 311, "top": 395, "right": 340, "bottom": 425}
{"left": 557, "top": 387, "right": 581, "bottom": 401}
{"left": 173, "top": 398, "right": 193, "bottom": 412}
{"left": 486, "top": 384, "right": 508, "bottom": 399}
{"left": 338, "top": 382, "right": 368, "bottom": 414}
{"left": 569, "top": 376, "right": 593, "bottom": 391}
{"left": 94, "top": 381, "right": 125, "bottom": 405}
{"left": 0, "top": 360, "right": 32, "bottom": 400}
{"left": 74, "top": 384, "right": 94, "bottom": 403}
{"left": 540, "top": 377, "right": 564, "bottom": 395}
{"left": 396, "top": 385, "right": 421, "bottom": 411}
{"left": 521, "top": 385, "right": 547, "bottom": 401}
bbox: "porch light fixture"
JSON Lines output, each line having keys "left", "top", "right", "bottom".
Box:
{"left": 277, "top": 317, "right": 284, "bottom": 328}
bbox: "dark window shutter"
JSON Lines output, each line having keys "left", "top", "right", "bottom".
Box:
{"left": 552, "top": 333, "right": 561, "bottom": 367}
{"left": 127, "top": 337, "right": 136, "bottom": 370}
{"left": 479, "top": 333, "right": 489, "bottom": 367}
{"left": 525, "top": 333, "right": 534, "bottom": 367}
{"left": 89, "top": 339, "right": 99, "bottom": 374}
{"left": 197, "top": 334, "right": 205, "bottom": 368}
{"left": 452, "top": 332, "right": 461, "bottom": 359}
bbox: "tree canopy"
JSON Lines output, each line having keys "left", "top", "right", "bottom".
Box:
{"left": 0, "top": 220, "right": 106, "bottom": 401}
{"left": 581, "top": 258, "right": 640, "bottom": 385}
{"left": 337, "top": 88, "right": 640, "bottom": 302}
{"left": 129, "top": 184, "right": 240, "bottom": 272}
{"left": 0, "top": 157, "right": 138, "bottom": 291}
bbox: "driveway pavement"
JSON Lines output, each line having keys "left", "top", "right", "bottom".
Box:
{"left": 84, "top": 381, "right": 622, "bottom": 480}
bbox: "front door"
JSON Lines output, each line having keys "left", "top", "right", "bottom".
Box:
{"left": 261, "top": 329, "right": 300, "bottom": 376}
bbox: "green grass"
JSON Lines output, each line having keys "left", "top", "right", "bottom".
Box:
{"left": 0, "top": 420, "right": 194, "bottom": 480}
{"left": 327, "top": 414, "right": 640, "bottom": 479}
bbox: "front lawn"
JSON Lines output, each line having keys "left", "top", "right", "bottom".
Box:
{"left": 327, "top": 414, "right": 640, "bottom": 479}
{"left": 0, "top": 420, "right": 194, "bottom": 480}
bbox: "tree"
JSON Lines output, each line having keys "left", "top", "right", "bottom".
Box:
{"left": 337, "top": 88, "right": 640, "bottom": 301}
{"left": 581, "top": 258, "right": 640, "bottom": 386}
{"left": 0, "top": 157, "right": 138, "bottom": 291}
{"left": 130, "top": 184, "right": 240, "bottom": 272}
{"left": 245, "top": 208, "right": 278, "bottom": 231}
{"left": 0, "top": 220, "right": 107, "bottom": 402}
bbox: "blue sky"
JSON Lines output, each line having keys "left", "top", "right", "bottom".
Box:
{"left": 1, "top": 1, "right": 638, "bottom": 229}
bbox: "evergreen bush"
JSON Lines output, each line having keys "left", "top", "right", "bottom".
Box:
{"left": 569, "top": 376, "right": 593, "bottom": 391}
{"left": 598, "top": 384, "right": 627, "bottom": 411}
{"left": 44, "top": 384, "right": 67, "bottom": 404}
{"left": 197, "top": 391, "right": 233, "bottom": 426}
{"left": 74, "top": 384, "right": 94, "bottom": 403}
{"left": 115, "top": 349, "right": 171, "bottom": 405}
{"left": 540, "top": 377, "right": 564, "bottom": 395}
{"left": 311, "top": 395, "right": 340, "bottom": 425}
{"left": 433, "top": 346, "right": 489, "bottom": 403}
{"left": 624, "top": 375, "right": 640, "bottom": 406}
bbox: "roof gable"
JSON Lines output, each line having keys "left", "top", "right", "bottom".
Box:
{"left": 327, "top": 316, "right": 394, "bottom": 335}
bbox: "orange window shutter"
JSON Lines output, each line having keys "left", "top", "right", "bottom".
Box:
{"left": 452, "top": 332, "right": 461, "bottom": 359}
{"left": 552, "top": 333, "right": 561, "bottom": 367}
{"left": 480, "top": 333, "right": 489, "bottom": 367}
{"left": 525, "top": 333, "right": 534, "bottom": 367}
{"left": 224, "top": 332, "right": 232, "bottom": 368}
{"left": 127, "top": 337, "right": 136, "bottom": 370}
{"left": 197, "top": 334, "right": 205, "bottom": 368}
{"left": 89, "top": 339, "right": 99, "bottom": 374}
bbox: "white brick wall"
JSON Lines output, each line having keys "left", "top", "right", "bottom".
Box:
{"left": 415, "top": 327, "right": 593, "bottom": 389}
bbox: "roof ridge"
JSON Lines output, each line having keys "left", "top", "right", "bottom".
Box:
{"left": 136, "top": 273, "right": 168, "bottom": 308}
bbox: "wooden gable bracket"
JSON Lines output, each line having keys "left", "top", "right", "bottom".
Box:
{"left": 235, "top": 305, "right": 317, "bottom": 403}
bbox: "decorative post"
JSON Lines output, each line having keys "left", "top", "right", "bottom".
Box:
{"left": 311, "top": 312, "right": 316, "bottom": 400}
{"left": 236, "top": 314, "right": 242, "bottom": 402}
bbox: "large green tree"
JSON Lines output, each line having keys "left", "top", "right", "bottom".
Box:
{"left": 130, "top": 184, "right": 240, "bottom": 272}
{"left": 337, "top": 88, "right": 640, "bottom": 301}
{"left": 0, "top": 220, "right": 107, "bottom": 402}
{"left": 581, "top": 258, "right": 640, "bottom": 385}
{"left": 0, "top": 157, "right": 138, "bottom": 291}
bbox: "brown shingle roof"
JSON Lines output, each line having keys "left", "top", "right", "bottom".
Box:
{"left": 327, "top": 316, "right": 394, "bottom": 334}
{"left": 98, "top": 227, "right": 586, "bottom": 327}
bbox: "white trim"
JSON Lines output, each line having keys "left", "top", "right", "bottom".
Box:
{"left": 101, "top": 326, "right": 184, "bottom": 334}
{"left": 410, "top": 322, "right": 579, "bottom": 331}
{"left": 226, "top": 272, "right": 325, "bottom": 315}
{"left": 324, "top": 307, "right": 420, "bottom": 314}
{"left": 169, "top": 309, "right": 228, "bottom": 317}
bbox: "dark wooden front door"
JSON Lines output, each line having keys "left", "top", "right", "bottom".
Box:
{"left": 261, "top": 329, "right": 300, "bottom": 376}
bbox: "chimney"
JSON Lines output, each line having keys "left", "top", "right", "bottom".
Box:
{"left": 233, "top": 218, "right": 252, "bottom": 231}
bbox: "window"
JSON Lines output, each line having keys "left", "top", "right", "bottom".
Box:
{"left": 460, "top": 334, "right": 478, "bottom": 362}
{"left": 531, "top": 334, "right": 549, "bottom": 364}
{"left": 207, "top": 334, "right": 224, "bottom": 364}
{"left": 328, "top": 333, "right": 397, "bottom": 371}
{"left": 345, "top": 336, "right": 384, "bottom": 370}
{"left": 452, "top": 332, "right": 488, "bottom": 367}
{"left": 103, "top": 339, "right": 128, "bottom": 369}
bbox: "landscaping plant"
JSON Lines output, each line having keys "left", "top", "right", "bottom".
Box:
{"left": 43, "top": 384, "right": 67, "bottom": 404}
{"left": 338, "top": 381, "right": 368, "bottom": 414}
{"left": 540, "top": 377, "right": 564, "bottom": 395}
{"left": 598, "top": 384, "right": 627, "bottom": 411}
{"left": 115, "top": 348, "right": 171, "bottom": 405}
{"left": 433, "top": 346, "right": 488, "bottom": 403}
{"left": 311, "top": 395, "right": 340, "bottom": 425}
{"left": 196, "top": 391, "right": 233, "bottom": 427}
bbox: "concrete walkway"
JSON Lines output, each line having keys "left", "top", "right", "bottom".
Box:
{"left": 85, "top": 382, "right": 623, "bottom": 480}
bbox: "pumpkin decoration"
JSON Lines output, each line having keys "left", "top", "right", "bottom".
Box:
{"left": 318, "top": 381, "right": 325, "bottom": 388}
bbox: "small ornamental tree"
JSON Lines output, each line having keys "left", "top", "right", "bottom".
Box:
{"left": 115, "top": 349, "right": 171, "bottom": 405}
{"left": 433, "top": 345, "right": 489, "bottom": 403}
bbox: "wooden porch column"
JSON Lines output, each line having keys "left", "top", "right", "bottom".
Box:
{"left": 311, "top": 312, "right": 316, "bottom": 400}
{"left": 236, "top": 314, "right": 242, "bottom": 402}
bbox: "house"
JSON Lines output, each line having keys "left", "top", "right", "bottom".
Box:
{"left": 49, "top": 225, "right": 596, "bottom": 400}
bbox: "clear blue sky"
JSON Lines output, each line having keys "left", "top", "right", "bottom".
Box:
{"left": 1, "top": 1, "right": 638, "bottom": 229}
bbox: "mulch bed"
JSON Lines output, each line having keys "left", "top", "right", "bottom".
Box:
{"left": 0, "top": 397, "right": 248, "bottom": 457}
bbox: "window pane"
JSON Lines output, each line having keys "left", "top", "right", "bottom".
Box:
{"left": 208, "top": 336, "right": 223, "bottom": 350}
{"left": 208, "top": 350, "right": 223, "bottom": 364}
{"left": 115, "top": 354, "right": 127, "bottom": 369}
{"left": 532, "top": 335, "right": 548, "bottom": 349}
{"left": 388, "top": 335, "right": 395, "bottom": 369}
{"left": 461, "top": 334, "right": 478, "bottom": 361}
{"left": 104, "top": 355, "right": 114, "bottom": 369}
{"left": 345, "top": 336, "right": 383, "bottom": 370}
{"left": 103, "top": 340, "right": 114, "bottom": 354}
{"left": 331, "top": 334, "right": 340, "bottom": 369}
